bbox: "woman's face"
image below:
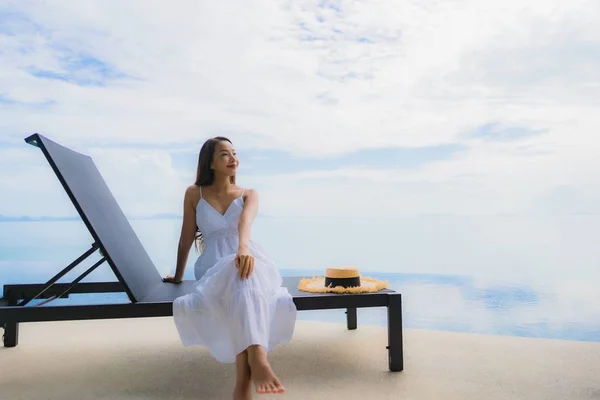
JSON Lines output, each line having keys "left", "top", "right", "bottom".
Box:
{"left": 211, "top": 140, "right": 238, "bottom": 177}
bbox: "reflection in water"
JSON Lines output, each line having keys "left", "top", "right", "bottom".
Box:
{"left": 281, "top": 270, "right": 600, "bottom": 342}
{"left": 3, "top": 265, "right": 597, "bottom": 342}
{"left": 1, "top": 217, "right": 599, "bottom": 342}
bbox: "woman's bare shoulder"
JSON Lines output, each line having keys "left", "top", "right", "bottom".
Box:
{"left": 184, "top": 184, "right": 202, "bottom": 203}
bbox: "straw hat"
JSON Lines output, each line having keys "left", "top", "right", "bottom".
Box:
{"left": 298, "top": 266, "right": 388, "bottom": 294}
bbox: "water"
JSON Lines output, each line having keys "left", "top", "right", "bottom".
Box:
{"left": 1, "top": 216, "right": 599, "bottom": 342}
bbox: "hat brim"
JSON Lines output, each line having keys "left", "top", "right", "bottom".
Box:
{"left": 298, "top": 276, "right": 388, "bottom": 294}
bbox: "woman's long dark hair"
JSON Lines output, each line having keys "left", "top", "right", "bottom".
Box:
{"left": 193, "top": 136, "right": 236, "bottom": 252}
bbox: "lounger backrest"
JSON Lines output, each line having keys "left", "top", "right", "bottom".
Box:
{"left": 27, "top": 134, "right": 163, "bottom": 302}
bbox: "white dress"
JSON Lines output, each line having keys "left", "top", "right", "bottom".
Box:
{"left": 172, "top": 189, "right": 297, "bottom": 363}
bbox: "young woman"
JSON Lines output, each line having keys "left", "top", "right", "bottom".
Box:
{"left": 163, "top": 136, "right": 297, "bottom": 398}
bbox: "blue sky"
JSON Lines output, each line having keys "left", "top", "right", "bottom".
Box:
{"left": 169, "top": 143, "right": 467, "bottom": 175}
{"left": 1, "top": 0, "right": 599, "bottom": 219}
{"left": 465, "top": 123, "right": 548, "bottom": 142}
{"left": 25, "top": 54, "right": 129, "bottom": 87}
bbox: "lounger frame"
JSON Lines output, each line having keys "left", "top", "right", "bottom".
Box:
{"left": 0, "top": 133, "right": 404, "bottom": 372}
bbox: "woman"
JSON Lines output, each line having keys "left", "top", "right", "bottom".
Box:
{"left": 163, "top": 136, "right": 297, "bottom": 398}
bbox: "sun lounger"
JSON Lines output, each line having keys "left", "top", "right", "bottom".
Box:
{"left": 0, "top": 134, "right": 404, "bottom": 372}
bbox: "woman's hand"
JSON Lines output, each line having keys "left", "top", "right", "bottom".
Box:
{"left": 235, "top": 246, "right": 254, "bottom": 279}
{"left": 163, "top": 274, "right": 183, "bottom": 284}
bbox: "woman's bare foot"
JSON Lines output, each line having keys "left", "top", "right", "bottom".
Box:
{"left": 247, "top": 345, "right": 285, "bottom": 394}
{"left": 250, "top": 360, "right": 285, "bottom": 394}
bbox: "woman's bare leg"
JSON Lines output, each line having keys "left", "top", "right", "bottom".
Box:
{"left": 233, "top": 350, "right": 252, "bottom": 400}
{"left": 246, "top": 345, "right": 285, "bottom": 394}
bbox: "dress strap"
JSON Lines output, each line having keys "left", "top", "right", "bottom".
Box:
{"left": 241, "top": 188, "right": 245, "bottom": 198}
{"left": 199, "top": 185, "right": 202, "bottom": 198}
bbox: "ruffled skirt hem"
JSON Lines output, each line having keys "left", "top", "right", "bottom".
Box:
{"left": 172, "top": 249, "right": 297, "bottom": 364}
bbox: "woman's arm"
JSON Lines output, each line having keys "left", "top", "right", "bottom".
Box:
{"left": 165, "top": 185, "right": 199, "bottom": 283}
{"left": 236, "top": 188, "right": 258, "bottom": 279}
{"left": 238, "top": 188, "right": 259, "bottom": 251}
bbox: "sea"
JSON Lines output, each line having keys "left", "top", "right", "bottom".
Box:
{"left": 1, "top": 215, "right": 599, "bottom": 342}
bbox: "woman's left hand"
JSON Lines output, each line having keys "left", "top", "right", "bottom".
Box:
{"left": 235, "top": 246, "right": 254, "bottom": 279}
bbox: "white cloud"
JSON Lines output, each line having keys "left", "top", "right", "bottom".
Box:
{"left": 0, "top": 145, "right": 188, "bottom": 218}
{"left": 0, "top": 147, "right": 73, "bottom": 216}
{"left": 1, "top": 0, "right": 600, "bottom": 217}
{"left": 1, "top": 0, "right": 598, "bottom": 148}
{"left": 87, "top": 147, "right": 189, "bottom": 217}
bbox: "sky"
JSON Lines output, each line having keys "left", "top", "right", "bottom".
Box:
{"left": 1, "top": 0, "right": 599, "bottom": 219}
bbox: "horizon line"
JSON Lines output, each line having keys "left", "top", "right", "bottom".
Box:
{"left": 1, "top": 212, "right": 597, "bottom": 222}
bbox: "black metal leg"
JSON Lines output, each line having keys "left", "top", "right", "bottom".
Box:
{"left": 18, "top": 243, "right": 98, "bottom": 307}
{"left": 3, "top": 322, "right": 19, "bottom": 347}
{"left": 3, "top": 297, "right": 19, "bottom": 347}
{"left": 387, "top": 293, "right": 403, "bottom": 371}
{"left": 346, "top": 307, "right": 357, "bottom": 330}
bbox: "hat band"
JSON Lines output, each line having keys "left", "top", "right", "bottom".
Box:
{"left": 324, "top": 276, "right": 361, "bottom": 288}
